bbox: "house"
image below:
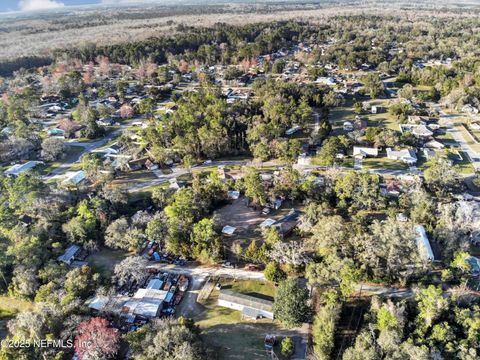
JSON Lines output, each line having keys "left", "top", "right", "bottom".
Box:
{"left": 4, "top": 161, "right": 42, "bottom": 177}
{"left": 57, "top": 119, "right": 85, "bottom": 139}
{"left": 415, "top": 225, "right": 434, "bottom": 261}
{"left": 424, "top": 140, "right": 445, "bottom": 150}
{"left": 63, "top": 170, "right": 86, "bottom": 185}
{"left": 57, "top": 244, "right": 82, "bottom": 265}
{"left": 315, "top": 77, "right": 336, "bottom": 86}
{"left": 407, "top": 115, "right": 429, "bottom": 124}
{"left": 274, "top": 209, "right": 299, "bottom": 237}
{"left": 353, "top": 147, "right": 378, "bottom": 158}
{"left": 218, "top": 290, "right": 274, "bottom": 320}
{"left": 87, "top": 296, "right": 110, "bottom": 312}
{"left": 412, "top": 125, "right": 434, "bottom": 138}
{"left": 386, "top": 148, "right": 417, "bottom": 165}
{"left": 126, "top": 157, "right": 148, "bottom": 171}
{"left": 371, "top": 105, "right": 382, "bottom": 114}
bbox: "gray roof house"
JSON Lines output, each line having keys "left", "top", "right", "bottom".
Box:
{"left": 218, "top": 290, "right": 274, "bottom": 320}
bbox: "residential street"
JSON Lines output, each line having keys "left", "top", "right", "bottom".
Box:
{"left": 431, "top": 103, "right": 480, "bottom": 170}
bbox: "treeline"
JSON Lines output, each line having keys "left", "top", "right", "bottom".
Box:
{"left": 54, "top": 21, "right": 311, "bottom": 66}
{"left": 0, "top": 56, "right": 53, "bottom": 77}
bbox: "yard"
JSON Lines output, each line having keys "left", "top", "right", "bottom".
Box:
{"left": 193, "top": 280, "right": 306, "bottom": 360}
{"left": 87, "top": 248, "right": 128, "bottom": 278}
{"left": 111, "top": 170, "right": 158, "bottom": 187}
{"left": 361, "top": 156, "right": 409, "bottom": 171}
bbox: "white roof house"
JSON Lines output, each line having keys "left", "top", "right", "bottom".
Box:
{"left": 425, "top": 140, "right": 445, "bottom": 150}
{"left": 386, "top": 148, "right": 417, "bottom": 164}
{"left": 353, "top": 147, "right": 378, "bottom": 158}
{"left": 315, "top": 77, "right": 336, "bottom": 86}
{"left": 4, "top": 161, "right": 42, "bottom": 177}
{"left": 412, "top": 125, "right": 434, "bottom": 138}
{"left": 63, "top": 170, "right": 86, "bottom": 185}
{"left": 415, "top": 225, "right": 434, "bottom": 261}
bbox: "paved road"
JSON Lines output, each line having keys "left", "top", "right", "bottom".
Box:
{"left": 431, "top": 103, "right": 480, "bottom": 170}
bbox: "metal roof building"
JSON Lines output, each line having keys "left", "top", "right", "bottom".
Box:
{"left": 218, "top": 290, "right": 274, "bottom": 320}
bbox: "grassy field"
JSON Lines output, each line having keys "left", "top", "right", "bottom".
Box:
{"left": 87, "top": 248, "right": 128, "bottom": 278}
{"left": 111, "top": 170, "right": 158, "bottom": 186}
{"left": 194, "top": 280, "right": 298, "bottom": 360}
{"left": 0, "top": 296, "right": 34, "bottom": 339}
{"left": 361, "top": 156, "right": 409, "bottom": 170}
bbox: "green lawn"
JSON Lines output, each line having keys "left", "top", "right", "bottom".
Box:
{"left": 361, "top": 157, "right": 408, "bottom": 170}
{"left": 87, "top": 248, "right": 128, "bottom": 278}
{"left": 37, "top": 145, "right": 85, "bottom": 175}
{"left": 194, "top": 280, "right": 296, "bottom": 360}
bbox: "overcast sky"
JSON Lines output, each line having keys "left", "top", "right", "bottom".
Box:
{"left": 1, "top": 0, "right": 171, "bottom": 12}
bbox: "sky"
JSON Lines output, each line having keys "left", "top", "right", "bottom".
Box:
{"left": 0, "top": 0, "right": 141, "bottom": 12}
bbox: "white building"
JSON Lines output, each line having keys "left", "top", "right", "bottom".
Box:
{"left": 63, "top": 170, "right": 86, "bottom": 185}
{"left": 218, "top": 290, "right": 274, "bottom": 320}
{"left": 415, "top": 225, "right": 434, "bottom": 261}
{"left": 4, "top": 161, "right": 42, "bottom": 177}
{"left": 386, "top": 148, "right": 417, "bottom": 165}
{"left": 353, "top": 147, "right": 378, "bottom": 158}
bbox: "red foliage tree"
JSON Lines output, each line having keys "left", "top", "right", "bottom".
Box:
{"left": 74, "top": 317, "right": 119, "bottom": 360}
{"left": 120, "top": 104, "right": 134, "bottom": 119}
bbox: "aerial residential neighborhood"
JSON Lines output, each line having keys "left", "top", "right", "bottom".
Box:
{"left": 0, "top": 1, "right": 479, "bottom": 359}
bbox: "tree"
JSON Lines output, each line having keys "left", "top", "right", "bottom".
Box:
{"left": 269, "top": 241, "right": 309, "bottom": 267}
{"left": 424, "top": 156, "right": 461, "bottom": 194}
{"left": 334, "top": 171, "right": 382, "bottom": 211}
{"left": 113, "top": 256, "right": 147, "bottom": 288}
{"left": 75, "top": 317, "right": 120, "bottom": 360}
{"left": 124, "top": 318, "right": 208, "bottom": 360}
{"left": 362, "top": 73, "right": 385, "bottom": 98}
{"left": 273, "top": 279, "right": 310, "bottom": 327}
{"left": 264, "top": 262, "right": 286, "bottom": 283}
{"left": 312, "top": 304, "right": 341, "bottom": 359}
{"left": 191, "top": 218, "right": 222, "bottom": 262}
{"left": 120, "top": 104, "right": 134, "bottom": 119}
{"left": 262, "top": 226, "right": 281, "bottom": 246}
{"left": 104, "top": 217, "right": 130, "bottom": 250}
{"left": 41, "top": 137, "right": 66, "bottom": 161}
{"left": 244, "top": 167, "right": 267, "bottom": 206}
{"left": 415, "top": 285, "right": 449, "bottom": 329}
{"left": 281, "top": 337, "right": 294, "bottom": 358}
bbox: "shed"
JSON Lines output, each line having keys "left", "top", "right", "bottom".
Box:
{"left": 222, "top": 225, "right": 236, "bottom": 235}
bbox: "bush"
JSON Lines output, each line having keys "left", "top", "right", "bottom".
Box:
{"left": 264, "top": 262, "right": 286, "bottom": 283}
{"left": 281, "top": 337, "right": 294, "bottom": 357}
